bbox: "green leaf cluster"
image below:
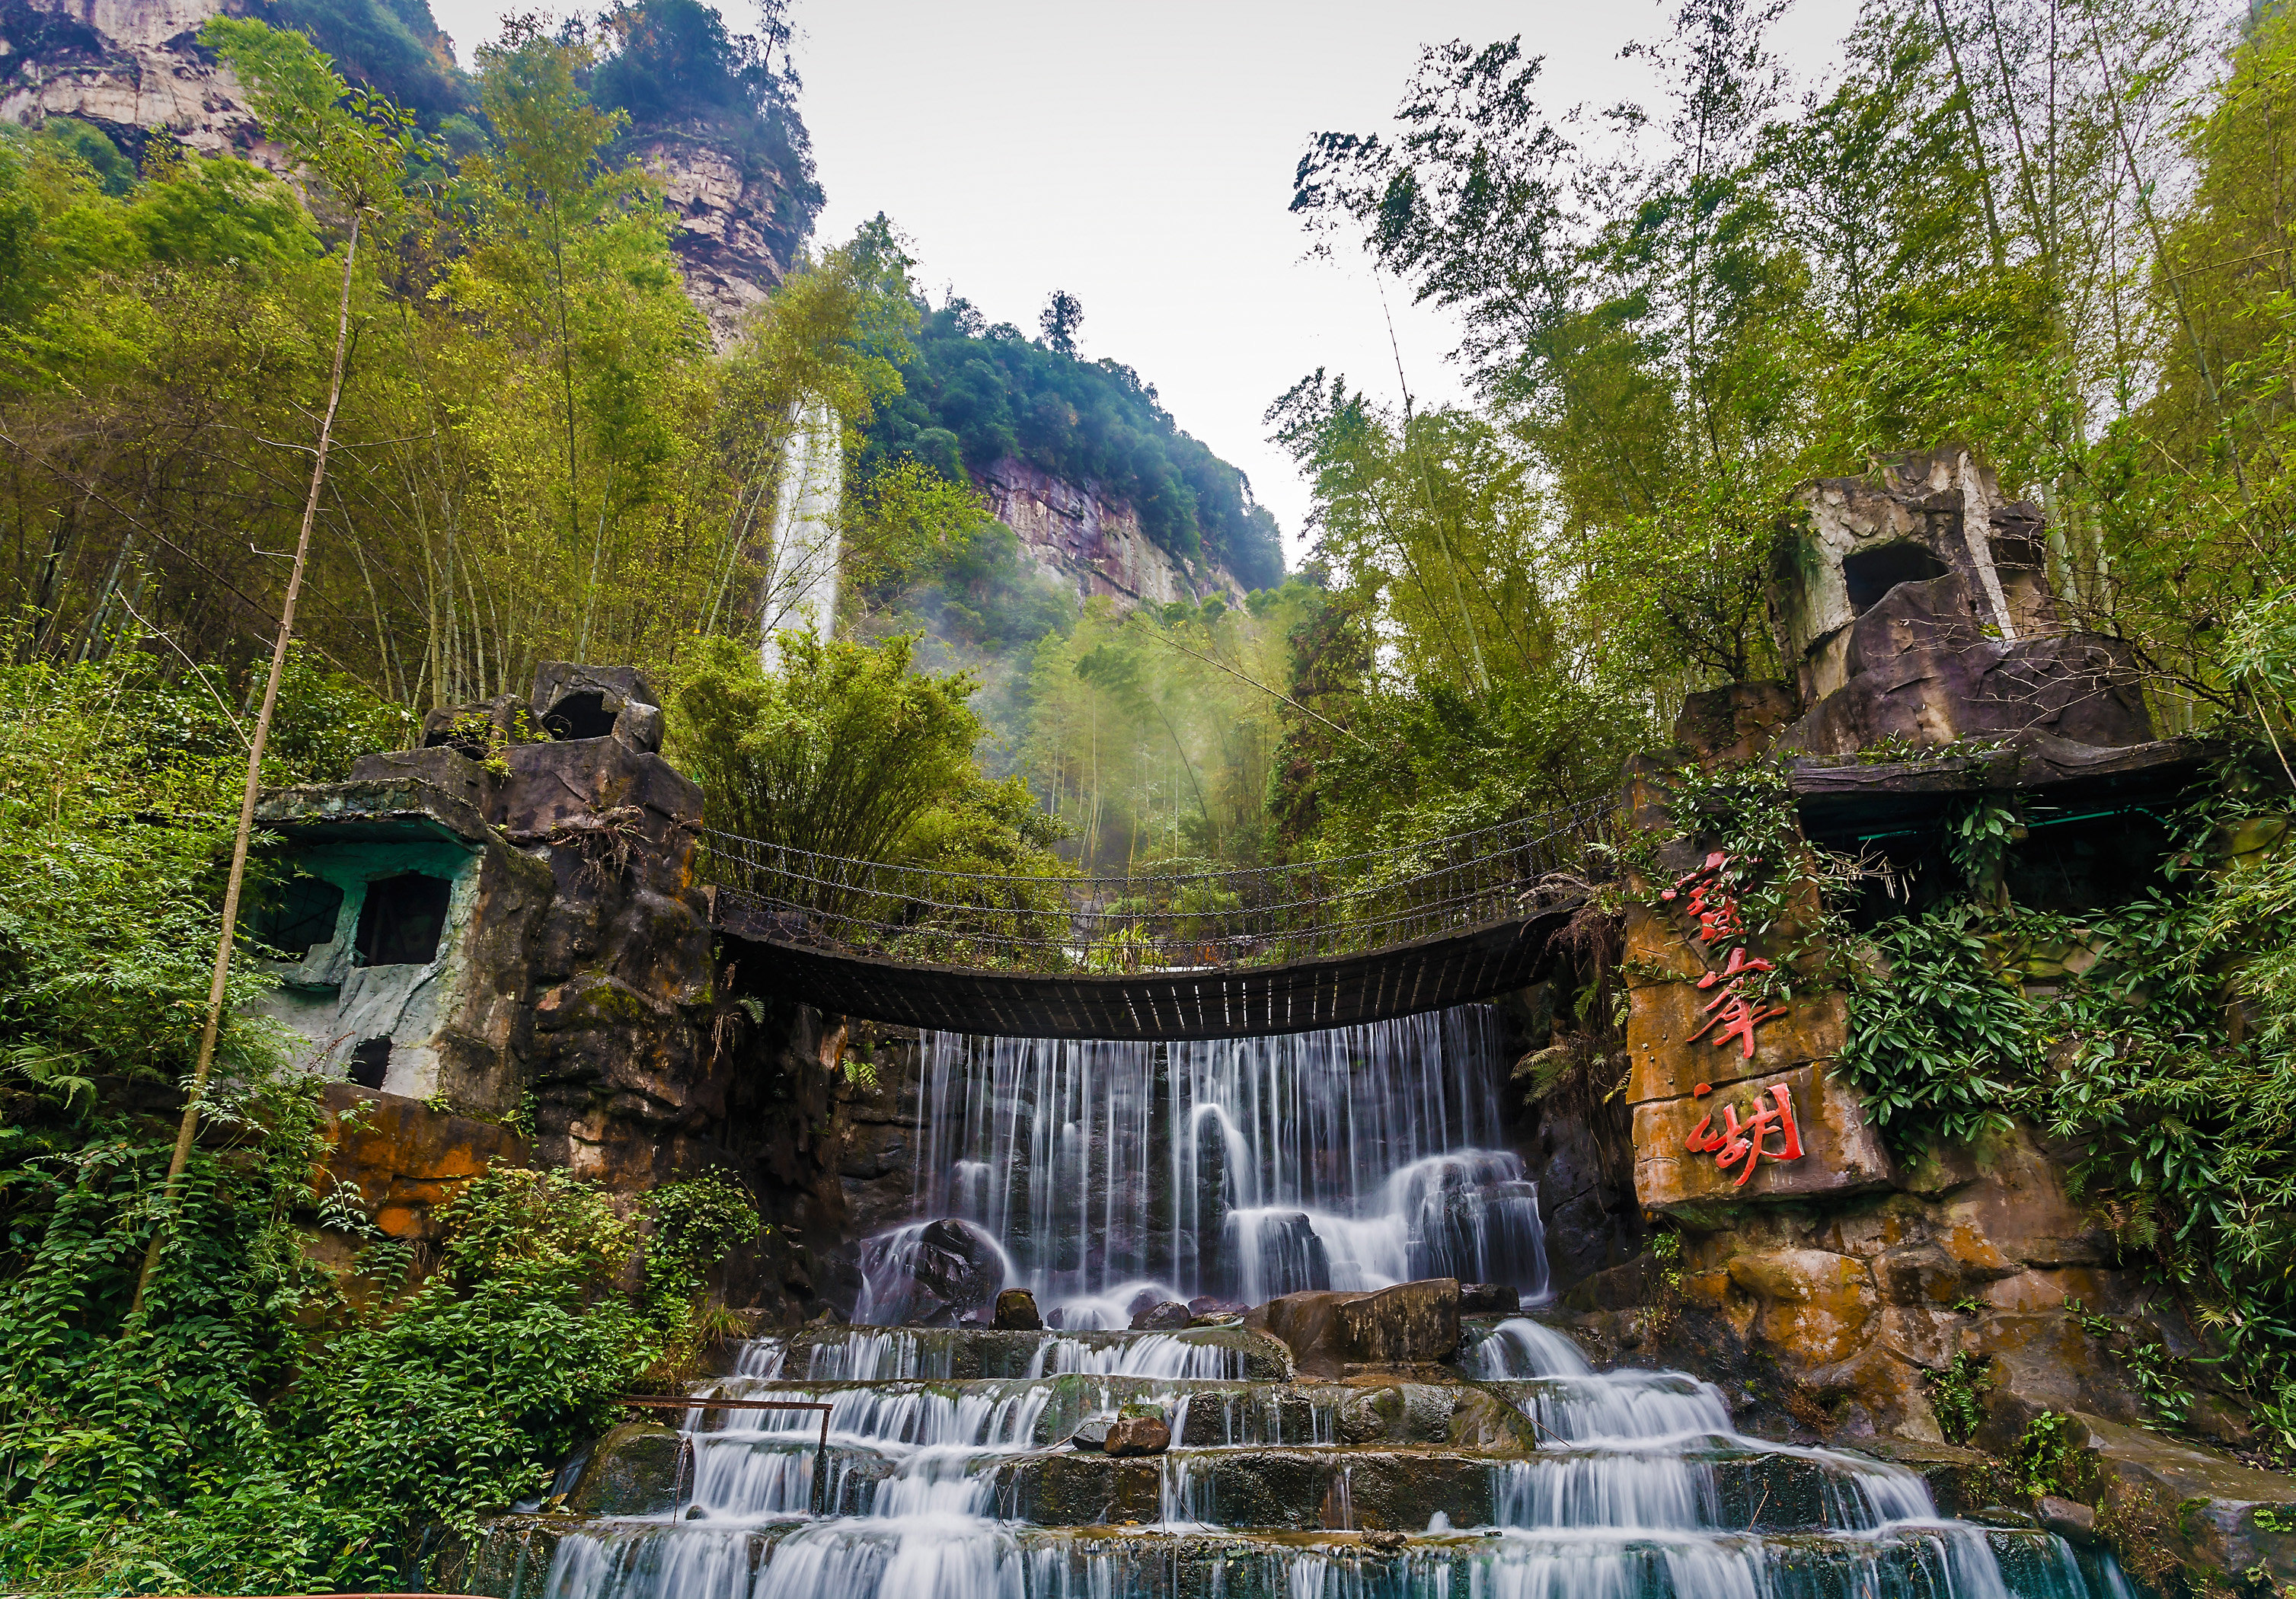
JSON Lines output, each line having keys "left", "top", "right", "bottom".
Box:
{"left": 0, "top": 1115, "right": 758, "bottom": 1592}
{"left": 864, "top": 302, "right": 1285, "bottom": 590}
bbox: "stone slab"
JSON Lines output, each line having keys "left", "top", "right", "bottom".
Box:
{"left": 1632, "top": 1061, "right": 1895, "bottom": 1213}
{"left": 1627, "top": 983, "right": 1847, "bottom": 1104}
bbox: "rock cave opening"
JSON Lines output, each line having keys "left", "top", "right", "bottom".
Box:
{"left": 1842, "top": 541, "right": 1951, "bottom": 613}
{"left": 346, "top": 1036, "right": 391, "bottom": 1090}
{"left": 245, "top": 873, "right": 344, "bottom": 958}
{"left": 541, "top": 691, "right": 618, "bottom": 741}
{"left": 352, "top": 871, "right": 451, "bottom": 967}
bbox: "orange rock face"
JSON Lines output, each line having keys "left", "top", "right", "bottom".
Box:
{"left": 317, "top": 1082, "right": 532, "bottom": 1242}
{"left": 1631, "top": 1061, "right": 1895, "bottom": 1211}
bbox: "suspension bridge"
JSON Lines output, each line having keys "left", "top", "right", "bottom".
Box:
{"left": 703, "top": 803, "right": 1615, "bottom": 1039}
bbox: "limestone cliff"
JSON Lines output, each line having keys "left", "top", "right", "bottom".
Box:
{"left": 980, "top": 456, "right": 1247, "bottom": 611}
{"left": 0, "top": 0, "right": 260, "bottom": 155}
{"left": 624, "top": 121, "right": 805, "bottom": 348}
{"left": 0, "top": 0, "right": 809, "bottom": 343}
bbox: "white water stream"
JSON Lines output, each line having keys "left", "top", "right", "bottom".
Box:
{"left": 520, "top": 1006, "right": 2134, "bottom": 1599}
{"left": 861, "top": 1006, "right": 1548, "bottom": 1327}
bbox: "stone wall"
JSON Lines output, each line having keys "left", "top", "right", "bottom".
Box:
{"left": 1566, "top": 466, "right": 2296, "bottom": 1586}
{"left": 254, "top": 664, "right": 905, "bottom": 1321}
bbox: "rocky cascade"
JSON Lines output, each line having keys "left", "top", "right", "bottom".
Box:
{"left": 448, "top": 1262, "right": 2133, "bottom": 1598}
{"left": 441, "top": 1007, "right": 2135, "bottom": 1598}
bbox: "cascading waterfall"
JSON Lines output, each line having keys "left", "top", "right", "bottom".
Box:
{"left": 504, "top": 1004, "right": 2135, "bottom": 1599}
{"left": 864, "top": 1005, "right": 1548, "bottom": 1326}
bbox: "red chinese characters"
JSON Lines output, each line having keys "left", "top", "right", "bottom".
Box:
{"left": 1662, "top": 854, "right": 1784, "bottom": 1060}
{"left": 1662, "top": 851, "right": 1743, "bottom": 944}
{"left": 1682, "top": 1081, "right": 1805, "bottom": 1187}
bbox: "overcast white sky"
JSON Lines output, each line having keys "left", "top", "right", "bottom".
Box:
{"left": 426, "top": 0, "right": 1863, "bottom": 570}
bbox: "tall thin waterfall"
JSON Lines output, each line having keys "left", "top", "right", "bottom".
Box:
{"left": 862, "top": 1004, "right": 1549, "bottom": 1327}
{"left": 759, "top": 397, "right": 841, "bottom": 670}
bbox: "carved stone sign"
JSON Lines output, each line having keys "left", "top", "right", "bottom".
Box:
{"left": 1624, "top": 863, "right": 1892, "bottom": 1213}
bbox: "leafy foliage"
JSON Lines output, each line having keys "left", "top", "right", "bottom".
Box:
{"left": 256, "top": 0, "right": 471, "bottom": 117}
{"left": 0, "top": 657, "right": 757, "bottom": 1590}
{"left": 864, "top": 302, "right": 1285, "bottom": 589}
{"left": 1838, "top": 905, "right": 2035, "bottom": 1147}
{"left": 1927, "top": 1352, "right": 1994, "bottom": 1446}
{"left": 0, "top": 650, "right": 410, "bottom": 1110}
{"left": 1813, "top": 749, "right": 2296, "bottom": 1445}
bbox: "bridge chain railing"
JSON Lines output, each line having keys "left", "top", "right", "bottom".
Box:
{"left": 700, "top": 797, "right": 1617, "bottom": 975}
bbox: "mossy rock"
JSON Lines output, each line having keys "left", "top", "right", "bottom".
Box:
{"left": 567, "top": 1422, "right": 688, "bottom": 1515}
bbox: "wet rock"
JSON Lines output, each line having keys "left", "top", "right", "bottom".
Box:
{"left": 1225, "top": 1209, "right": 1331, "bottom": 1298}
{"left": 775, "top": 1323, "right": 1294, "bottom": 1382}
{"left": 861, "top": 1218, "right": 1006, "bottom": 1326}
{"left": 567, "top": 1423, "right": 689, "bottom": 1516}
{"left": 1068, "top": 1417, "right": 1112, "bottom": 1451}
{"left": 1130, "top": 1299, "right": 1193, "bottom": 1331}
{"left": 2039, "top": 1495, "right": 2096, "bottom": 1543}
{"left": 1250, "top": 1291, "right": 1365, "bottom": 1378}
{"left": 1250, "top": 1280, "right": 1462, "bottom": 1376}
{"left": 1562, "top": 1256, "right": 1659, "bottom": 1313}
{"left": 995, "top": 1288, "right": 1043, "bottom": 1331}
{"left": 2042, "top": 1410, "right": 2296, "bottom": 1587}
{"left": 1853, "top": 1438, "right": 2020, "bottom": 1519}
{"left": 1336, "top": 1278, "right": 1461, "bottom": 1366}
{"left": 1723, "top": 1248, "right": 1879, "bottom": 1367}
{"left": 1458, "top": 1282, "right": 1521, "bottom": 1315}
{"left": 1103, "top": 1415, "right": 1172, "bottom": 1456}
{"left": 1188, "top": 1295, "right": 1248, "bottom": 1317}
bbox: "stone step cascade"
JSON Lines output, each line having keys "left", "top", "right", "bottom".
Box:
{"left": 455, "top": 1315, "right": 2136, "bottom": 1599}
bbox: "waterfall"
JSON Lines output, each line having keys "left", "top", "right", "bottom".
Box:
{"left": 867, "top": 1005, "right": 1549, "bottom": 1327}
{"left": 759, "top": 397, "right": 842, "bottom": 671}
{"left": 496, "top": 1001, "right": 2135, "bottom": 1599}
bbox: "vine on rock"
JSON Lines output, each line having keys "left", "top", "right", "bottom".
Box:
{"left": 1672, "top": 741, "right": 2296, "bottom": 1460}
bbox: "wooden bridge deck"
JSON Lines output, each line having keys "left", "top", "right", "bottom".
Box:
{"left": 712, "top": 895, "right": 1580, "bottom": 1041}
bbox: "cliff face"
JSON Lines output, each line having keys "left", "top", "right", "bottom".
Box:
{"left": 0, "top": 3, "right": 802, "bottom": 343}
{"left": 625, "top": 122, "right": 803, "bottom": 348}
{"left": 0, "top": 0, "right": 258, "bottom": 154}
{"left": 981, "top": 456, "right": 1247, "bottom": 611}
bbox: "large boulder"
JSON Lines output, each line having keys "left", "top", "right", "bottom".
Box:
{"left": 994, "top": 1288, "right": 1043, "bottom": 1331}
{"left": 1459, "top": 1282, "right": 1521, "bottom": 1315}
{"left": 1223, "top": 1209, "right": 1331, "bottom": 1299}
{"left": 567, "top": 1423, "right": 690, "bottom": 1516}
{"left": 1337, "top": 1278, "right": 1461, "bottom": 1365}
{"left": 1103, "top": 1414, "right": 1172, "bottom": 1457}
{"left": 857, "top": 1218, "right": 1005, "bottom": 1325}
{"left": 1247, "top": 1278, "right": 1462, "bottom": 1376}
{"left": 1130, "top": 1299, "right": 1193, "bottom": 1331}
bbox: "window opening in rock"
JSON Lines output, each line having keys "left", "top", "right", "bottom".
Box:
{"left": 541, "top": 691, "right": 616, "bottom": 741}
{"left": 353, "top": 872, "right": 452, "bottom": 966}
{"left": 1843, "top": 543, "right": 1951, "bottom": 614}
{"left": 348, "top": 1036, "right": 391, "bottom": 1090}
{"left": 246, "top": 874, "right": 345, "bottom": 959}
